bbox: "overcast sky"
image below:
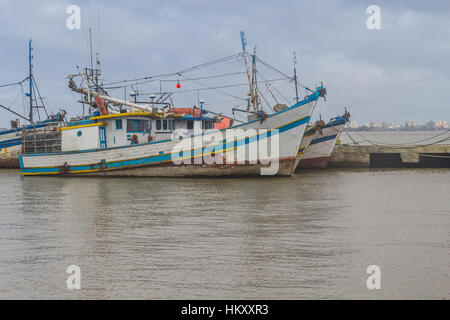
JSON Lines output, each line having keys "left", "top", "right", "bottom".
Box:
{"left": 0, "top": 0, "right": 449, "bottom": 127}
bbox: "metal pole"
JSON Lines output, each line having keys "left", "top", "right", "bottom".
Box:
{"left": 89, "top": 28, "right": 94, "bottom": 71}
{"left": 199, "top": 100, "right": 204, "bottom": 118}
{"left": 28, "top": 40, "right": 33, "bottom": 123}
{"left": 240, "top": 31, "right": 253, "bottom": 111}
{"left": 293, "top": 52, "right": 299, "bottom": 103}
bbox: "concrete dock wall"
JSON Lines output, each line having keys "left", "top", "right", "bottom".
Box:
{"left": 330, "top": 144, "right": 450, "bottom": 168}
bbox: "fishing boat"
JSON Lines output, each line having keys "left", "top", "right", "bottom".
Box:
{"left": 20, "top": 85, "right": 325, "bottom": 176}
{"left": 20, "top": 32, "right": 327, "bottom": 176}
{"left": 297, "top": 111, "right": 350, "bottom": 169}
{"left": 293, "top": 120, "right": 325, "bottom": 170}
{"left": 0, "top": 40, "right": 64, "bottom": 167}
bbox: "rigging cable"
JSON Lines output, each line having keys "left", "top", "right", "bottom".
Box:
{"left": 159, "top": 71, "right": 246, "bottom": 83}
{"left": 0, "top": 77, "right": 29, "bottom": 89}
{"left": 102, "top": 53, "right": 242, "bottom": 87}
{"left": 255, "top": 56, "right": 314, "bottom": 92}
{"left": 344, "top": 125, "right": 450, "bottom": 147}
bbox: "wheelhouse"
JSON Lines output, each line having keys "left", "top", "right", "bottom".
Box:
{"left": 23, "top": 110, "right": 218, "bottom": 154}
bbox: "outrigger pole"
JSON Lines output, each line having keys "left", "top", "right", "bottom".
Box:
{"left": 68, "top": 78, "right": 151, "bottom": 113}
{"left": 0, "top": 103, "right": 31, "bottom": 122}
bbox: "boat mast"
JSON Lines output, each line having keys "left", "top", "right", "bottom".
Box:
{"left": 0, "top": 40, "right": 47, "bottom": 123}
{"left": 28, "top": 39, "right": 33, "bottom": 123}
{"left": 84, "top": 28, "right": 102, "bottom": 108}
{"left": 88, "top": 28, "right": 93, "bottom": 105}
{"left": 240, "top": 32, "right": 254, "bottom": 111}
{"left": 251, "top": 47, "right": 259, "bottom": 111}
{"left": 89, "top": 28, "right": 94, "bottom": 74}
{"left": 293, "top": 52, "right": 299, "bottom": 103}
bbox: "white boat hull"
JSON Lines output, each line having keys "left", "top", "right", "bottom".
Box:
{"left": 298, "top": 120, "right": 346, "bottom": 169}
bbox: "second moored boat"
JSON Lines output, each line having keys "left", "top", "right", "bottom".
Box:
{"left": 296, "top": 111, "right": 350, "bottom": 169}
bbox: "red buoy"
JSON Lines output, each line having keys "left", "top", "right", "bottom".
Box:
{"left": 176, "top": 81, "right": 181, "bottom": 89}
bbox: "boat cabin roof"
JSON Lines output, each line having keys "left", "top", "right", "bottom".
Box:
{"left": 66, "top": 111, "right": 216, "bottom": 127}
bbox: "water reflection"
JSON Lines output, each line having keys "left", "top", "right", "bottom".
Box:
{"left": 0, "top": 168, "right": 448, "bottom": 299}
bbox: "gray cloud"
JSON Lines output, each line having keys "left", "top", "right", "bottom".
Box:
{"left": 0, "top": 0, "right": 449, "bottom": 127}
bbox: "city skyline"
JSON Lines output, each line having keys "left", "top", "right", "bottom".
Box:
{"left": 348, "top": 119, "right": 449, "bottom": 130}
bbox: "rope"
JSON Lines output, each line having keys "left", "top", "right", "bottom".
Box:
{"left": 255, "top": 56, "right": 311, "bottom": 92}
{"left": 419, "top": 154, "right": 450, "bottom": 159}
{"left": 345, "top": 125, "right": 450, "bottom": 147}
{"left": 152, "top": 77, "right": 289, "bottom": 94}
{"left": 0, "top": 77, "right": 29, "bottom": 89}
{"left": 102, "top": 53, "right": 242, "bottom": 87}
{"left": 159, "top": 71, "right": 246, "bottom": 82}
{"left": 178, "top": 74, "right": 247, "bottom": 101}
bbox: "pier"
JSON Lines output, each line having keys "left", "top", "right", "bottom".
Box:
{"left": 330, "top": 143, "right": 450, "bottom": 168}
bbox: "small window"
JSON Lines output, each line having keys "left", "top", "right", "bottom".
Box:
{"left": 202, "top": 120, "right": 213, "bottom": 130}
{"left": 187, "top": 120, "right": 194, "bottom": 130}
{"left": 156, "top": 120, "right": 161, "bottom": 130}
{"left": 163, "top": 120, "right": 168, "bottom": 130}
{"left": 115, "top": 119, "right": 123, "bottom": 130}
{"left": 127, "top": 119, "right": 150, "bottom": 132}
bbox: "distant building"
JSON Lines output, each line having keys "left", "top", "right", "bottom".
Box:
{"left": 381, "top": 122, "right": 390, "bottom": 129}
{"left": 352, "top": 120, "right": 447, "bottom": 131}
{"left": 425, "top": 120, "right": 435, "bottom": 129}
{"left": 349, "top": 121, "right": 360, "bottom": 129}
{"left": 405, "top": 120, "right": 415, "bottom": 128}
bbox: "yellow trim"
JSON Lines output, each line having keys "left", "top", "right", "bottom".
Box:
{"left": 69, "top": 169, "right": 101, "bottom": 174}
{"left": 21, "top": 172, "right": 60, "bottom": 176}
{"left": 60, "top": 123, "right": 107, "bottom": 131}
{"left": 90, "top": 112, "right": 160, "bottom": 120}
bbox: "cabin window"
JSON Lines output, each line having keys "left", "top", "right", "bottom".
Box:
{"left": 187, "top": 120, "right": 194, "bottom": 130}
{"left": 115, "top": 119, "right": 123, "bottom": 130}
{"left": 202, "top": 120, "right": 214, "bottom": 130}
{"left": 155, "top": 119, "right": 175, "bottom": 132}
{"left": 127, "top": 119, "right": 150, "bottom": 133}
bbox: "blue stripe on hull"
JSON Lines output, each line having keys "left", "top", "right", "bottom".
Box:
{"left": 323, "top": 118, "right": 346, "bottom": 129}
{"left": 310, "top": 134, "right": 337, "bottom": 145}
{"left": 0, "top": 121, "right": 57, "bottom": 137}
{"left": 0, "top": 138, "right": 22, "bottom": 148}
